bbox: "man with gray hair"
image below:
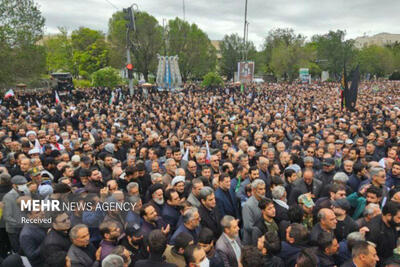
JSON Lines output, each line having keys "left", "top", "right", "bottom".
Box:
{"left": 163, "top": 158, "right": 177, "bottom": 185}
{"left": 359, "top": 167, "right": 389, "bottom": 201}
{"left": 216, "top": 215, "right": 242, "bottom": 267}
{"left": 170, "top": 207, "right": 201, "bottom": 245}
{"left": 151, "top": 173, "right": 163, "bottom": 185}
{"left": 241, "top": 179, "right": 265, "bottom": 245}
{"left": 126, "top": 182, "right": 139, "bottom": 197}
{"left": 304, "top": 156, "right": 315, "bottom": 170}
{"left": 356, "top": 203, "right": 381, "bottom": 228}
{"left": 272, "top": 185, "right": 289, "bottom": 223}
{"left": 68, "top": 224, "right": 101, "bottom": 267}
{"left": 337, "top": 231, "right": 366, "bottom": 265}
{"left": 102, "top": 254, "right": 124, "bottom": 267}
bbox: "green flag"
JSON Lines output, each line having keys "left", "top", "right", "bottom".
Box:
{"left": 240, "top": 84, "right": 244, "bottom": 93}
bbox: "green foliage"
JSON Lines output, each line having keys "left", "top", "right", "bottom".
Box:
{"left": 71, "top": 27, "right": 109, "bottom": 79}
{"left": 167, "top": 18, "right": 217, "bottom": 81}
{"left": 0, "top": 0, "right": 46, "bottom": 87}
{"left": 147, "top": 76, "right": 155, "bottom": 83}
{"left": 131, "top": 12, "right": 163, "bottom": 80}
{"left": 312, "top": 30, "right": 356, "bottom": 78}
{"left": 91, "top": 67, "right": 122, "bottom": 88}
{"left": 107, "top": 11, "right": 127, "bottom": 69}
{"left": 357, "top": 45, "right": 394, "bottom": 77}
{"left": 220, "top": 33, "right": 257, "bottom": 80}
{"left": 262, "top": 28, "right": 305, "bottom": 64}
{"left": 386, "top": 41, "right": 400, "bottom": 71}
{"left": 202, "top": 72, "right": 224, "bottom": 88}
{"left": 73, "top": 79, "right": 92, "bottom": 88}
{"left": 43, "top": 27, "right": 74, "bottom": 73}
{"left": 266, "top": 29, "right": 315, "bottom": 80}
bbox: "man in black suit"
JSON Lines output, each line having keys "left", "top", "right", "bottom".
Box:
{"left": 198, "top": 186, "right": 222, "bottom": 238}
{"left": 215, "top": 174, "right": 240, "bottom": 219}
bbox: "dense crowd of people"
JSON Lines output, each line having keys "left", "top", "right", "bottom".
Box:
{"left": 0, "top": 80, "right": 399, "bottom": 267}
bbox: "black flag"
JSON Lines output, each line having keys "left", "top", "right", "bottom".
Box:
{"left": 345, "top": 65, "right": 360, "bottom": 112}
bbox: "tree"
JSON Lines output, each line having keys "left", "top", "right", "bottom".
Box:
{"left": 220, "top": 33, "right": 257, "bottom": 80}
{"left": 312, "top": 30, "right": 356, "bottom": 78}
{"left": 71, "top": 27, "right": 109, "bottom": 78}
{"left": 92, "top": 67, "right": 122, "bottom": 88}
{"left": 265, "top": 29, "right": 315, "bottom": 80}
{"left": 386, "top": 41, "right": 400, "bottom": 71}
{"left": 262, "top": 28, "right": 305, "bottom": 65}
{"left": 107, "top": 11, "right": 127, "bottom": 69}
{"left": 167, "top": 18, "right": 217, "bottom": 81}
{"left": 357, "top": 45, "right": 394, "bottom": 77}
{"left": 202, "top": 72, "right": 224, "bottom": 88}
{"left": 0, "top": 0, "right": 46, "bottom": 86}
{"left": 131, "top": 12, "right": 163, "bottom": 81}
{"left": 43, "top": 27, "right": 73, "bottom": 73}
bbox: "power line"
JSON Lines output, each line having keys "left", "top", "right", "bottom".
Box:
{"left": 104, "top": 0, "right": 119, "bottom": 10}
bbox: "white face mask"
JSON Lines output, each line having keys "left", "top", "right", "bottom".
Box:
{"left": 198, "top": 257, "right": 210, "bottom": 267}
{"left": 17, "top": 184, "right": 30, "bottom": 196}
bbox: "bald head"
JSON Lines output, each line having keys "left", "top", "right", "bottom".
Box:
{"left": 318, "top": 208, "right": 337, "bottom": 231}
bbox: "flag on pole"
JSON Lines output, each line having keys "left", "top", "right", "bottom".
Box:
{"left": 55, "top": 91, "right": 61, "bottom": 104}
{"left": 346, "top": 65, "right": 360, "bottom": 112}
{"left": 4, "top": 89, "right": 14, "bottom": 99}
{"left": 109, "top": 91, "right": 115, "bottom": 105}
{"left": 340, "top": 65, "right": 348, "bottom": 110}
{"left": 182, "top": 148, "right": 189, "bottom": 161}
{"left": 36, "top": 99, "right": 42, "bottom": 108}
{"left": 205, "top": 141, "right": 211, "bottom": 164}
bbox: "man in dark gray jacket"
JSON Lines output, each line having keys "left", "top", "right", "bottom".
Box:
{"left": 67, "top": 224, "right": 101, "bottom": 267}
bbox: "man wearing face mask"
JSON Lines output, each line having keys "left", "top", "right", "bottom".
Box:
{"left": 184, "top": 244, "right": 209, "bottom": 267}
{"left": 3, "top": 175, "right": 30, "bottom": 252}
{"left": 366, "top": 201, "right": 400, "bottom": 263}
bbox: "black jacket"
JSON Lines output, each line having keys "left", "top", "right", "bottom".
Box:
{"left": 288, "top": 179, "right": 323, "bottom": 205}
{"left": 262, "top": 255, "right": 285, "bottom": 267}
{"left": 273, "top": 202, "right": 289, "bottom": 224}
{"left": 40, "top": 228, "right": 72, "bottom": 259}
{"left": 366, "top": 215, "right": 398, "bottom": 262}
{"left": 278, "top": 241, "right": 309, "bottom": 267}
{"left": 334, "top": 215, "right": 358, "bottom": 242}
{"left": 316, "top": 170, "right": 335, "bottom": 185}
{"left": 198, "top": 204, "right": 222, "bottom": 238}
{"left": 316, "top": 248, "right": 337, "bottom": 267}
{"left": 134, "top": 253, "right": 177, "bottom": 267}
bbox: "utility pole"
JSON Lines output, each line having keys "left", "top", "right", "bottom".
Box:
{"left": 123, "top": 4, "right": 138, "bottom": 96}
{"left": 242, "top": 0, "right": 248, "bottom": 61}
{"left": 245, "top": 22, "right": 249, "bottom": 61}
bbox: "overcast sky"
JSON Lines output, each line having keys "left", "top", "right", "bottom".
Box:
{"left": 36, "top": 0, "right": 400, "bottom": 49}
